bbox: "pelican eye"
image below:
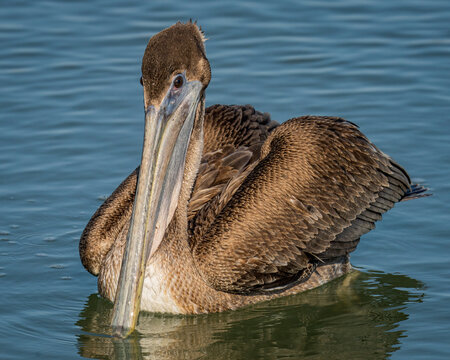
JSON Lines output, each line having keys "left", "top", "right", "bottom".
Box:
{"left": 173, "top": 75, "right": 184, "bottom": 89}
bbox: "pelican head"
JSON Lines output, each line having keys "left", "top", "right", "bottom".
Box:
{"left": 111, "top": 22, "right": 211, "bottom": 337}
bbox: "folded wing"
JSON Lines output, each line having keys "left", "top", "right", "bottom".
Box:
{"left": 191, "top": 116, "right": 412, "bottom": 295}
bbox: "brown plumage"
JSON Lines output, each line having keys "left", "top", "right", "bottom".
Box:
{"left": 79, "top": 22, "right": 428, "bottom": 315}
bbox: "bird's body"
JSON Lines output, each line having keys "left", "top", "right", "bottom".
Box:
{"left": 79, "top": 23, "right": 427, "bottom": 330}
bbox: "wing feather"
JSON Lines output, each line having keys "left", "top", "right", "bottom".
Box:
{"left": 192, "top": 116, "right": 413, "bottom": 294}
{"left": 188, "top": 105, "right": 278, "bottom": 237}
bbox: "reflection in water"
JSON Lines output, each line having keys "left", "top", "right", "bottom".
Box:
{"left": 76, "top": 270, "right": 424, "bottom": 359}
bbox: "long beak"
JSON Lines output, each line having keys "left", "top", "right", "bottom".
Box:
{"left": 111, "top": 79, "right": 203, "bottom": 337}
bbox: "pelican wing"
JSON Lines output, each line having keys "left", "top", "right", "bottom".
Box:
{"left": 188, "top": 105, "right": 278, "bottom": 240}
{"left": 79, "top": 167, "right": 138, "bottom": 276}
{"left": 191, "top": 116, "right": 412, "bottom": 295}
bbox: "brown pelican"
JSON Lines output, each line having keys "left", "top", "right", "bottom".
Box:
{"left": 79, "top": 22, "right": 428, "bottom": 336}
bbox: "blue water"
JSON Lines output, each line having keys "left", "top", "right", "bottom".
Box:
{"left": 1, "top": 1, "right": 449, "bottom": 359}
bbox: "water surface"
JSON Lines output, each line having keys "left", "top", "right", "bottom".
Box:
{"left": 1, "top": 1, "right": 449, "bottom": 359}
